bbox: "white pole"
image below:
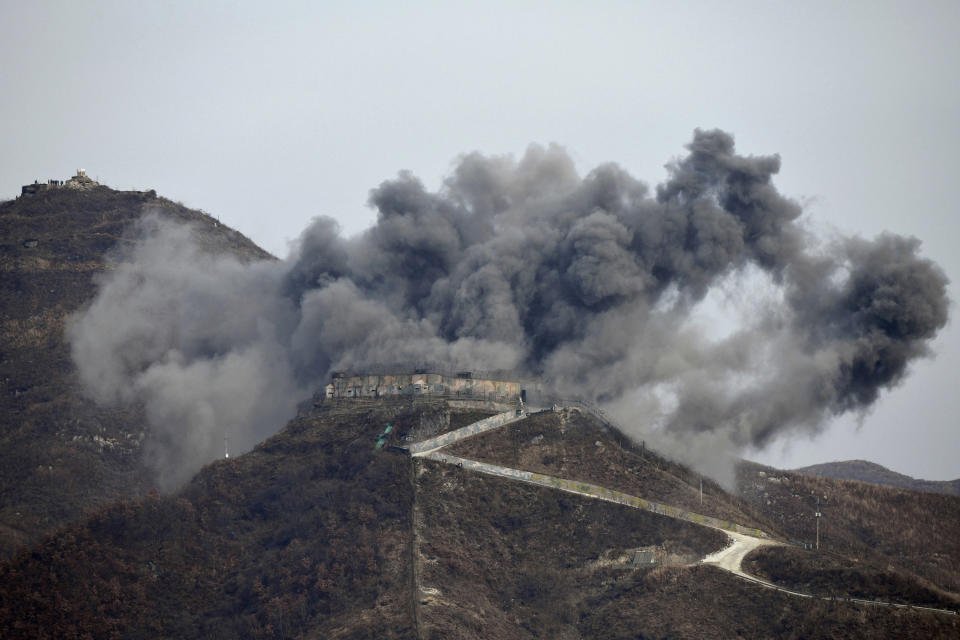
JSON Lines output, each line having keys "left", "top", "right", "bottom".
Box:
{"left": 815, "top": 497, "right": 821, "bottom": 550}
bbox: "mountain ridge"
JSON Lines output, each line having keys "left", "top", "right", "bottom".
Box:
{"left": 794, "top": 460, "right": 960, "bottom": 496}
{"left": 0, "top": 183, "right": 272, "bottom": 559}
{"left": 1, "top": 185, "right": 959, "bottom": 638}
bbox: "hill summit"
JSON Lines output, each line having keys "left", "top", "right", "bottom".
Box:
{"left": 20, "top": 168, "right": 100, "bottom": 196}
{"left": 0, "top": 181, "right": 270, "bottom": 558}
{"left": 794, "top": 460, "right": 960, "bottom": 496}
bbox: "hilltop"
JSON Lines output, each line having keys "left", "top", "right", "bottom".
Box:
{"left": 794, "top": 460, "right": 960, "bottom": 497}
{"left": 0, "top": 182, "right": 271, "bottom": 558}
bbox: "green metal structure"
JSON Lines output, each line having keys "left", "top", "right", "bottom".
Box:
{"left": 375, "top": 423, "right": 394, "bottom": 450}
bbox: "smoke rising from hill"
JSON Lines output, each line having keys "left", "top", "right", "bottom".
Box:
{"left": 68, "top": 129, "right": 949, "bottom": 488}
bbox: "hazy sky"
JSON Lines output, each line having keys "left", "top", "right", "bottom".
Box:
{"left": 2, "top": 1, "right": 957, "bottom": 480}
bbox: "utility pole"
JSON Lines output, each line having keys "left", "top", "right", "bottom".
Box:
{"left": 700, "top": 476, "right": 703, "bottom": 506}
{"left": 815, "top": 497, "right": 822, "bottom": 551}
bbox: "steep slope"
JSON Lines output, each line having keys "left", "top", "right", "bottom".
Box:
{"left": 795, "top": 460, "right": 960, "bottom": 496}
{"left": 0, "top": 185, "right": 271, "bottom": 559}
{"left": 411, "top": 443, "right": 728, "bottom": 639}
{"left": 743, "top": 545, "right": 959, "bottom": 609}
{"left": 3, "top": 399, "right": 957, "bottom": 639}
{"left": 738, "top": 461, "right": 960, "bottom": 595}
{"left": 444, "top": 408, "right": 777, "bottom": 535}
{"left": 576, "top": 564, "right": 957, "bottom": 640}
{"left": 0, "top": 396, "right": 419, "bottom": 639}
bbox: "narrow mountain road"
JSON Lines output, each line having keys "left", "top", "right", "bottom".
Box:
{"left": 405, "top": 408, "right": 958, "bottom": 616}
{"left": 419, "top": 450, "right": 766, "bottom": 538}
{"left": 706, "top": 533, "right": 959, "bottom": 615}
{"left": 408, "top": 410, "right": 527, "bottom": 456}
{"left": 701, "top": 530, "right": 779, "bottom": 576}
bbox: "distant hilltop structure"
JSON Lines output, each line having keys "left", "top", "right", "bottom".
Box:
{"left": 325, "top": 371, "right": 532, "bottom": 405}
{"left": 21, "top": 169, "right": 99, "bottom": 196}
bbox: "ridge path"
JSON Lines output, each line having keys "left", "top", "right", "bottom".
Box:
{"left": 404, "top": 407, "right": 958, "bottom": 616}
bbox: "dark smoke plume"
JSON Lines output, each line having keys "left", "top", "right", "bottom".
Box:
{"left": 68, "top": 129, "right": 949, "bottom": 488}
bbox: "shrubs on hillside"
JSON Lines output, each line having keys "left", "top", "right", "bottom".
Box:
{"left": 743, "top": 545, "right": 959, "bottom": 610}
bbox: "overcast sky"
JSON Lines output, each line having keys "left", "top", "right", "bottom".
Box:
{"left": 2, "top": 0, "right": 957, "bottom": 480}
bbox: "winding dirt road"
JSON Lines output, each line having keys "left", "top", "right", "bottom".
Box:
{"left": 701, "top": 531, "right": 778, "bottom": 576}
{"left": 404, "top": 408, "right": 958, "bottom": 616}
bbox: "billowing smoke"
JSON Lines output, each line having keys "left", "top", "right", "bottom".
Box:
{"left": 68, "top": 129, "right": 949, "bottom": 488}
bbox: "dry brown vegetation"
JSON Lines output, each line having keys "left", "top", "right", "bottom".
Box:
{"left": 2, "top": 398, "right": 958, "bottom": 638}
{"left": 795, "top": 460, "right": 960, "bottom": 496}
{"left": 0, "top": 398, "right": 420, "bottom": 639}
{"left": 2, "top": 185, "right": 958, "bottom": 636}
{"left": 738, "top": 462, "right": 960, "bottom": 594}
{"left": 743, "top": 545, "right": 960, "bottom": 609}
{"left": 413, "top": 452, "right": 727, "bottom": 639}
{"left": 578, "top": 564, "right": 959, "bottom": 639}
{"left": 446, "top": 408, "right": 776, "bottom": 534}
{"left": 0, "top": 187, "right": 272, "bottom": 560}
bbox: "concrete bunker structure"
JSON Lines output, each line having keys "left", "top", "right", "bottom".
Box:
{"left": 324, "top": 371, "right": 527, "bottom": 404}
{"left": 21, "top": 179, "right": 64, "bottom": 196}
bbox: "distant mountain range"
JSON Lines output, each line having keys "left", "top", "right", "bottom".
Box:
{"left": 795, "top": 460, "right": 960, "bottom": 496}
